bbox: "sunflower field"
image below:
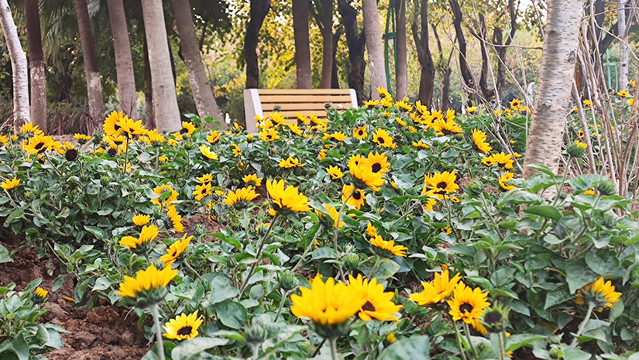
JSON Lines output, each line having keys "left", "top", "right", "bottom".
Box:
{"left": 1, "top": 88, "right": 639, "bottom": 360}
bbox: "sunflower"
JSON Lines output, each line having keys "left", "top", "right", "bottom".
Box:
{"left": 243, "top": 174, "right": 263, "bottom": 187}
{"left": 266, "top": 179, "right": 311, "bottom": 213}
{"left": 370, "top": 235, "right": 407, "bottom": 257}
{"left": 163, "top": 311, "right": 204, "bottom": 341}
{"left": 132, "top": 214, "right": 150, "bottom": 226}
{"left": 396, "top": 99, "right": 413, "bottom": 112}
{"left": 117, "top": 115, "right": 146, "bottom": 138}
{"left": 366, "top": 222, "right": 378, "bottom": 238}
{"left": 23, "top": 133, "right": 53, "bottom": 155}
{"left": 349, "top": 159, "right": 385, "bottom": 191}
{"left": 193, "top": 182, "right": 213, "bottom": 201}
{"left": 152, "top": 184, "right": 179, "bottom": 208}
{"left": 160, "top": 234, "right": 193, "bottom": 266}
{"left": 224, "top": 186, "right": 259, "bottom": 207}
{"left": 288, "top": 123, "right": 304, "bottom": 136}
{"left": 412, "top": 140, "right": 430, "bottom": 149}
{"left": 180, "top": 121, "right": 196, "bottom": 137}
{"left": 327, "top": 166, "right": 344, "bottom": 180}
{"left": 197, "top": 174, "right": 213, "bottom": 184}
{"left": 347, "top": 274, "right": 401, "bottom": 321}
{"left": 145, "top": 129, "right": 165, "bottom": 145}
{"left": 372, "top": 129, "right": 397, "bottom": 149}
{"left": 366, "top": 152, "right": 390, "bottom": 174}
{"left": 166, "top": 205, "right": 184, "bottom": 233}
{"left": 279, "top": 157, "right": 305, "bottom": 168}
{"left": 117, "top": 265, "right": 177, "bottom": 305}
{"left": 103, "top": 111, "right": 124, "bottom": 137}
{"left": 207, "top": 130, "right": 222, "bottom": 144}
{"left": 291, "top": 274, "right": 364, "bottom": 338}
{"left": 259, "top": 128, "right": 280, "bottom": 142}
{"left": 353, "top": 125, "right": 368, "bottom": 140}
{"left": 199, "top": 145, "right": 219, "bottom": 160}
{"left": 119, "top": 225, "right": 159, "bottom": 249}
{"left": 618, "top": 90, "right": 630, "bottom": 98}
{"left": 576, "top": 277, "right": 621, "bottom": 311}
{"left": 432, "top": 117, "right": 462, "bottom": 136}
{"left": 1, "top": 177, "right": 20, "bottom": 190}
{"left": 270, "top": 112, "right": 287, "bottom": 125}
{"left": 21, "top": 122, "right": 43, "bottom": 135}
{"left": 74, "top": 133, "right": 92, "bottom": 143}
{"left": 499, "top": 172, "right": 516, "bottom": 191}
{"left": 315, "top": 204, "right": 344, "bottom": 228}
{"left": 342, "top": 184, "right": 365, "bottom": 209}
{"left": 510, "top": 98, "right": 522, "bottom": 110}
{"left": 466, "top": 106, "right": 478, "bottom": 113}
{"left": 364, "top": 99, "right": 380, "bottom": 107}
{"left": 231, "top": 144, "right": 241, "bottom": 157}
{"left": 296, "top": 113, "right": 310, "bottom": 124}
{"left": 317, "top": 149, "right": 328, "bottom": 160}
{"left": 35, "top": 287, "right": 48, "bottom": 300}
{"left": 323, "top": 132, "right": 348, "bottom": 142}
{"left": 448, "top": 282, "right": 491, "bottom": 324}
{"left": 410, "top": 268, "right": 462, "bottom": 305}
{"left": 424, "top": 171, "right": 460, "bottom": 199}
{"left": 482, "top": 152, "right": 514, "bottom": 169}
{"left": 472, "top": 129, "right": 492, "bottom": 154}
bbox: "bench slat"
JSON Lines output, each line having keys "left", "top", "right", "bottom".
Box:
{"left": 261, "top": 103, "right": 353, "bottom": 111}
{"left": 262, "top": 110, "right": 328, "bottom": 119}
{"left": 258, "top": 89, "right": 352, "bottom": 95}
{"left": 260, "top": 95, "right": 354, "bottom": 103}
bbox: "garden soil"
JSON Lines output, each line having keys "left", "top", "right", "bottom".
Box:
{"left": 0, "top": 233, "right": 150, "bottom": 359}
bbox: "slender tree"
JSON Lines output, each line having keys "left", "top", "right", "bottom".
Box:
{"left": 74, "top": 0, "right": 105, "bottom": 122}
{"left": 107, "top": 0, "right": 138, "bottom": 117}
{"left": 396, "top": 0, "right": 407, "bottom": 100}
{"left": 523, "top": 0, "right": 583, "bottom": 178}
{"left": 141, "top": 0, "right": 181, "bottom": 132}
{"left": 362, "top": 0, "right": 386, "bottom": 98}
{"left": 292, "top": 0, "right": 312, "bottom": 88}
{"left": 412, "top": 0, "right": 435, "bottom": 108}
{"left": 449, "top": 0, "right": 476, "bottom": 97}
{"left": 316, "top": 0, "right": 334, "bottom": 88}
{"left": 432, "top": 22, "right": 454, "bottom": 111}
{"left": 618, "top": 0, "right": 629, "bottom": 91}
{"left": 0, "top": 0, "right": 29, "bottom": 126}
{"left": 492, "top": 0, "right": 518, "bottom": 93}
{"left": 338, "top": 0, "right": 366, "bottom": 103}
{"left": 172, "top": 0, "right": 225, "bottom": 127}
{"left": 25, "top": 0, "right": 46, "bottom": 130}
{"left": 244, "top": 0, "right": 270, "bottom": 88}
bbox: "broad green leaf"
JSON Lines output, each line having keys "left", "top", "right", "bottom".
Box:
{"left": 3, "top": 209, "right": 23, "bottom": 227}
{"left": 215, "top": 301, "right": 247, "bottom": 330}
{"left": 565, "top": 263, "right": 597, "bottom": 294}
{"left": 379, "top": 335, "right": 430, "bottom": 360}
{"left": 0, "top": 244, "right": 11, "bottom": 263}
{"left": 171, "top": 337, "right": 229, "bottom": 359}
{"left": 524, "top": 206, "right": 562, "bottom": 221}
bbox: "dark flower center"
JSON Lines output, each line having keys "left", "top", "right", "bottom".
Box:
{"left": 484, "top": 311, "right": 502, "bottom": 324}
{"left": 180, "top": 128, "right": 188, "bottom": 134}
{"left": 266, "top": 135, "right": 272, "bottom": 140}
{"left": 460, "top": 303, "right": 474, "bottom": 314}
{"left": 377, "top": 137, "right": 385, "bottom": 144}
{"left": 437, "top": 182, "right": 448, "bottom": 190}
{"left": 362, "top": 301, "right": 375, "bottom": 312}
{"left": 114, "top": 124, "right": 121, "bottom": 131}
{"left": 34, "top": 142, "right": 45, "bottom": 150}
{"left": 65, "top": 149, "right": 78, "bottom": 161}
{"left": 177, "top": 326, "right": 193, "bottom": 336}
{"left": 371, "top": 163, "right": 382, "bottom": 173}
{"left": 358, "top": 130, "right": 364, "bottom": 135}
{"left": 272, "top": 203, "right": 281, "bottom": 211}
{"left": 353, "top": 191, "right": 362, "bottom": 200}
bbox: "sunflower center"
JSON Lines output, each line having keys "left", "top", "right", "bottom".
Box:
{"left": 180, "top": 128, "right": 188, "bottom": 134}
{"left": 352, "top": 191, "right": 362, "bottom": 200}
{"left": 114, "top": 124, "right": 121, "bottom": 131}
{"left": 177, "top": 326, "right": 193, "bottom": 336}
{"left": 436, "top": 182, "right": 448, "bottom": 190}
{"left": 266, "top": 135, "right": 272, "bottom": 140}
{"left": 272, "top": 203, "right": 282, "bottom": 211}
{"left": 362, "top": 301, "right": 376, "bottom": 312}
{"left": 358, "top": 130, "right": 364, "bottom": 135}
{"left": 377, "top": 137, "right": 385, "bottom": 144}
{"left": 460, "top": 303, "right": 474, "bottom": 314}
{"left": 34, "top": 142, "right": 45, "bottom": 150}
{"left": 371, "top": 163, "right": 382, "bottom": 173}
{"left": 484, "top": 311, "right": 502, "bottom": 324}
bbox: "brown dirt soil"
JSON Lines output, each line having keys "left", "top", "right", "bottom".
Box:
{"left": 0, "top": 232, "right": 150, "bottom": 359}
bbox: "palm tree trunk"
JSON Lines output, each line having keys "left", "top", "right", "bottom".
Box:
{"left": 395, "top": 0, "right": 407, "bottom": 100}
{"left": 523, "top": 0, "right": 583, "bottom": 178}
{"left": 245, "top": 0, "right": 270, "bottom": 89}
{"left": 25, "top": 0, "right": 46, "bottom": 131}
{"left": 172, "top": 0, "right": 225, "bottom": 128}
{"left": 362, "top": 0, "right": 387, "bottom": 99}
{"left": 107, "top": 0, "right": 137, "bottom": 117}
{"left": 74, "top": 0, "right": 105, "bottom": 123}
{"left": 292, "top": 0, "right": 312, "bottom": 89}
{"left": 141, "top": 0, "right": 181, "bottom": 132}
{"left": 0, "top": 0, "right": 29, "bottom": 126}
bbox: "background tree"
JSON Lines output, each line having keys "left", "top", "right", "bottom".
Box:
{"left": 338, "top": 0, "right": 366, "bottom": 103}
{"left": 412, "top": 0, "right": 435, "bottom": 108}
{"left": 0, "top": 0, "right": 29, "bottom": 125}
{"left": 312, "top": 0, "right": 334, "bottom": 88}
{"left": 362, "top": 0, "right": 386, "bottom": 98}
{"left": 107, "top": 0, "right": 137, "bottom": 117}
{"left": 396, "top": 0, "right": 407, "bottom": 99}
{"left": 244, "top": 0, "right": 270, "bottom": 88}
{"left": 292, "top": 0, "right": 312, "bottom": 89}
{"left": 449, "top": 0, "right": 476, "bottom": 100}
{"left": 25, "top": 0, "right": 47, "bottom": 130}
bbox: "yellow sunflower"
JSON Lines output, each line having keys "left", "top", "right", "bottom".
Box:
{"left": 199, "top": 145, "right": 219, "bottom": 160}
{"left": 366, "top": 152, "right": 390, "bottom": 174}
{"left": 207, "top": 130, "right": 222, "bottom": 144}
{"left": 347, "top": 274, "right": 402, "bottom": 322}
{"left": 193, "top": 182, "right": 213, "bottom": 201}
{"left": 510, "top": 98, "right": 522, "bottom": 110}
{"left": 315, "top": 204, "right": 344, "bottom": 228}
{"left": 424, "top": 171, "right": 460, "bottom": 199}
{"left": 259, "top": 128, "right": 280, "bottom": 142}
{"left": 180, "top": 121, "right": 196, "bottom": 137}
{"left": 618, "top": 90, "right": 629, "bottom": 98}
{"left": 279, "top": 157, "right": 305, "bottom": 168}
{"left": 197, "top": 174, "right": 213, "bottom": 184}
{"left": 432, "top": 117, "right": 462, "bottom": 136}
{"left": 372, "top": 128, "right": 397, "bottom": 149}
{"left": 395, "top": 99, "right": 413, "bottom": 112}
{"left": 243, "top": 174, "right": 263, "bottom": 187}
{"left": 132, "top": 214, "right": 150, "bottom": 226}
{"left": 224, "top": 186, "right": 259, "bottom": 206}
{"left": 166, "top": 205, "right": 184, "bottom": 233}
{"left": 160, "top": 234, "right": 192, "bottom": 266}
{"left": 482, "top": 152, "right": 514, "bottom": 169}
{"left": 499, "top": 172, "right": 516, "bottom": 191}
{"left": 116, "top": 264, "right": 177, "bottom": 303}
{"left": 288, "top": 123, "right": 304, "bottom": 136}
{"left": 353, "top": 125, "right": 368, "bottom": 140}
{"left": 117, "top": 115, "right": 146, "bottom": 138}
{"left": 104, "top": 111, "right": 124, "bottom": 137}
{"left": 342, "top": 184, "right": 365, "bottom": 209}
{"left": 349, "top": 158, "right": 385, "bottom": 191}
{"left": 119, "top": 224, "right": 159, "bottom": 249}
{"left": 412, "top": 140, "right": 430, "bottom": 149}
{"left": 472, "top": 129, "right": 492, "bottom": 154}
{"left": 266, "top": 179, "right": 311, "bottom": 213}
{"left": 448, "top": 282, "right": 491, "bottom": 324}
{"left": 576, "top": 277, "right": 621, "bottom": 311}
{"left": 366, "top": 222, "right": 378, "bottom": 238}
{"left": 163, "top": 311, "right": 204, "bottom": 341}
{"left": 327, "top": 166, "right": 344, "bottom": 180}
{"left": 270, "top": 112, "right": 287, "bottom": 125}
{"left": 364, "top": 99, "right": 380, "bottom": 107}
{"left": 152, "top": 184, "right": 179, "bottom": 208}
{"left": 23, "top": 133, "right": 53, "bottom": 155}
{"left": 74, "top": 133, "right": 92, "bottom": 143}
{"left": 21, "top": 122, "right": 43, "bottom": 135}
{"left": 410, "top": 267, "right": 462, "bottom": 306}
{"left": 1, "top": 177, "right": 20, "bottom": 190}
{"left": 323, "top": 132, "right": 348, "bottom": 142}
{"left": 370, "top": 235, "right": 407, "bottom": 257}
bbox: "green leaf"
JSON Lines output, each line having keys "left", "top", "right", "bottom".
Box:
{"left": 526, "top": 164, "right": 557, "bottom": 176}
{"left": 170, "top": 337, "right": 229, "bottom": 360}
{"left": 83, "top": 226, "right": 105, "bottom": 240}
{"left": 544, "top": 289, "right": 572, "bottom": 309}
{"left": 371, "top": 258, "right": 401, "bottom": 279}
{"left": 92, "top": 277, "right": 111, "bottom": 292}
{"left": 215, "top": 301, "right": 247, "bottom": 330}
{"left": 565, "top": 262, "right": 597, "bottom": 294}
{"left": 312, "top": 247, "right": 336, "bottom": 260}
{"left": 206, "top": 274, "right": 238, "bottom": 304}
{"left": 52, "top": 275, "right": 66, "bottom": 291}
{"left": 12, "top": 334, "right": 29, "bottom": 360}
{"left": 505, "top": 334, "right": 547, "bottom": 352}
{"left": 3, "top": 209, "right": 24, "bottom": 227}
{"left": 45, "top": 327, "right": 64, "bottom": 349}
{"left": 524, "top": 206, "right": 562, "bottom": 221}
{"left": 563, "top": 347, "right": 592, "bottom": 360}
{"left": 490, "top": 268, "right": 516, "bottom": 288}
{"left": 0, "top": 244, "right": 11, "bottom": 263}
{"left": 379, "top": 335, "right": 430, "bottom": 360}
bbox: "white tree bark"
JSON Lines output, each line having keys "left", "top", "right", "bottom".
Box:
{"left": 618, "top": 0, "right": 628, "bottom": 91}
{"left": 0, "top": 0, "right": 30, "bottom": 126}
{"left": 362, "top": 0, "right": 387, "bottom": 99}
{"left": 107, "top": 0, "right": 138, "bottom": 117}
{"left": 141, "top": 0, "right": 181, "bottom": 132}
{"left": 523, "top": 0, "right": 583, "bottom": 178}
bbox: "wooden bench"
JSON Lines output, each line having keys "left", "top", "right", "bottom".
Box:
{"left": 243, "top": 89, "right": 358, "bottom": 133}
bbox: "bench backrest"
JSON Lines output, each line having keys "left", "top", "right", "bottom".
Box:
{"left": 243, "top": 89, "right": 358, "bottom": 132}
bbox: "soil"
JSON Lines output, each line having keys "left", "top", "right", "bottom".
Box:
{"left": 0, "top": 232, "right": 150, "bottom": 360}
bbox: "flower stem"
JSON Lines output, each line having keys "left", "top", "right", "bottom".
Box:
{"left": 498, "top": 331, "right": 506, "bottom": 360}
{"left": 453, "top": 322, "right": 468, "bottom": 360}
{"left": 463, "top": 321, "right": 479, "bottom": 359}
{"left": 571, "top": 303, "right": 594, "bottom": 347}
{"left": 291, "top": 229, "right": 321, "bottom": 272}
{"left": 329, "top": 338, "right": 338, "bottom": 360}
{"left": 151, "top": 304, "right": 166, "bottom": 360}
{"left": 274, "top": 289, "right": 291, "bottom": 322}
{"left": 333, "top": 189, "right": 354, "bottom": 281}
{"left": 237, "top": 213, "right": 279, "bottom": 297}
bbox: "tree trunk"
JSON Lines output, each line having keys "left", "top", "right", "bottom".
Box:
{"left": 449, "top": 0, "right": 476, "bottom": 97}
{"left": 143, "top": 36, "right": 154, "bottom": 127}
{"left": 245, "top": 0, "right": 270, "bottom": 89}
{"left": 74, "top": 0, "right": 105, "bottom": 123}
{"left": 24, "top": 0, "right": 46, "bottom": 131}
{"left": 523, "top": 0, "right": 583, "bottom": 178}
{"left": 395, "top": 0, "right": 407, "bottom": 100}
{"left": 0, "top": 0, "right": 29, "bottom": 126}
{"left": 362, "top": 0, "right": 387, "bottom": 99}
{"left": 412, "top": 0, "right": 435, "bottom": 108}
{"left": 107, "top": 0, "right": 138, "bottom": 117}
{"left": 338, "top": 0, "right": 366, "bottom": 104}
{"left": 141, "top": 0, "right": 181, "bottom": 132}
{"left": 432, "top": 22, "right": 453, "bottom": 111}
{"left": 172, "top": 0, "right": 225, "bottom": 127}
{"left": 617, "top": 0, "right": 628, "bottom": 91}
{"left": 318, "top": 0, "right": 334, "bottom": 89}
{"left": 492, "top": 0, "right": 518, "bottom": 94}
{"left": 331, "top": 28, "right": 342, "bottom": 89}
{"left": 292, "top": 0, "right": 312, "bottom": 88}
{"left": 477, "top": 14, "right": 494, "bottom": 100}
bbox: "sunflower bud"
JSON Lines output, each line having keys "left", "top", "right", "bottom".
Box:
{"left": 100, "top": 176, "right": 111, "bottom": 185}
{"left": 33, "top": 287, "right": 48, "bottom": 304}
{"left": 227, "top": 256, "right": 238, "bottom": 269}
{"left": 245, "top": 325, "right": 268, "bottom": 346}
{"left": 465, "top": 180, "right": 485, "bottom": 197}
{"left": 65, "top": 148, "right": 78, "bottom": 162}
{"left": 193, "top": 224, "right": 206, "bottom": 237}
{"left": 343, "top": 253, "right": 360, "bottom": 271}
{"left": 549, "top": 347, "right": 561, "bottom": 359}
{"left": 566, "top": 140, "right": 587, "bottom": 158}
{"left": 480, "top": 304, "right": 509, "bottom": 333}
{"left": 279, "top": 270, "right": 298, "bottom": 291}
{"left": 595, "top": 180, "right": 615, "bottom": 196}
